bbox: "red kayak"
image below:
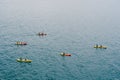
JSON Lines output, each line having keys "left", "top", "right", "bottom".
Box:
{"left": 60, "top": 53, "right": 71, "bottom": 56}
{"left": 64, "top": 54, "right": 71, "bottom": 56}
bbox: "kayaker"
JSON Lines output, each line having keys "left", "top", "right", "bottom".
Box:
{"left": 62, "top": 52, "right": 65, "bottom": 56}
{"left": 100, "top": 45, "right": 102, "bottom": 48}
{"left": 20, "top": 57, "right": 22, "bottom": 61}
{"left": 16, "top": 42, "right": 18, "bottom": 44}
{"left": 25, "top": 58, "right": 27, "bottom": 61}
{"left": 96, "top": 44, "right": 98, "bottom": 48}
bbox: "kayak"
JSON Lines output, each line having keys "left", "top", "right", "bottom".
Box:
{"left": 15, "top": 42, "right": 27, "bottom": 45}
{"left": 60, "top": 53, "right": 71, "bottom": 56}
{"left": 64, "top": 54, "right": 71, "bottom": 56}
{"left": 17, "top": 59, "right": 32, "bottom": 63}
{"left": 94, "top": 46, "right": 107, "bottom": 49}
{"left": 37, "top": 33, "right": 47, "bottom": 36}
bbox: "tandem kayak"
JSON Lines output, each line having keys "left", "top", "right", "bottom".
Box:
{"left": 17, "top": 59, "right": 32, "bottom": 63}
{"left": 60, "top": 52, "right": 71, "bottom": 56}
{"left": 15, "top": 42, "right": 27, "bottom": 45}
{"left": 94, "top": 46, "right": 107, "bottom": 49}
{"left": 37, "top": 32, "right": 47, "bottom": 36}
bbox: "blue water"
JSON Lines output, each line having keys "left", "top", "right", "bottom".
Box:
{"left": 0, "top": 0, "right": 120, "bottom": 80}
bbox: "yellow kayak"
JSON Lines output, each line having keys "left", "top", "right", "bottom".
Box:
{"left": 17, "top": 59, "right": 32, "bottom": 63}
{"left": 94, "top": 46, "right": 107, "bottom": 49}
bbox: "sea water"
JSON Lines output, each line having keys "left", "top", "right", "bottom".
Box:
{"left": 0, "top": 0, "right": 120, "bottom": 80}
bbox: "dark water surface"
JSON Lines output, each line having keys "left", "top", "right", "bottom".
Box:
{"left": 0, "top": 0, "right": 120, "bottom": 80}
